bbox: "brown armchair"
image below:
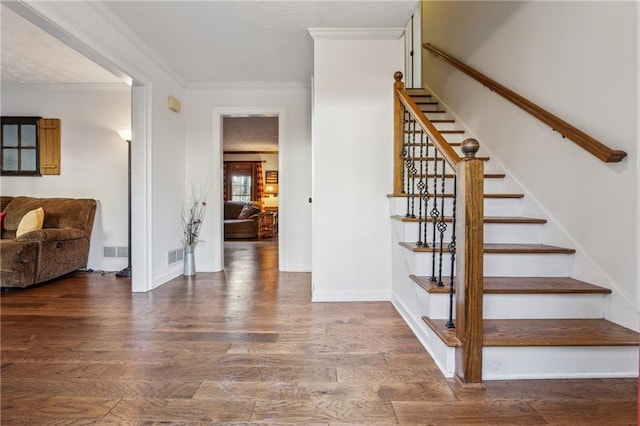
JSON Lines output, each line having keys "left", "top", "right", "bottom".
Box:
{"left": 1, "top": 196, "right": 97, "bottom": 288}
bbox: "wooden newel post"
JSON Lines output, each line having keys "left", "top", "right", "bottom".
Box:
{"left": 393, "top": 71, "right": 405, "bottom": 195}
{"left": 455, "top": 138, "right": 484, "bottom": 385}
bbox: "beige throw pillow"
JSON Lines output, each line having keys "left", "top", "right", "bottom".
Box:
{"left": 16, "top": 207, "right": 44, "bottom": 237}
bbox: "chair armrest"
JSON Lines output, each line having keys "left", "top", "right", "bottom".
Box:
{"left": 15, "top": 228, "right": 86, "bottom": 242}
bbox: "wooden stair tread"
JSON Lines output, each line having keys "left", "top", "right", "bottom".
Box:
{"left": 400, "top": 242, "right": 576, "bottom": 254}
{"left": 388, "top": 192, "right": 523, "bottom": 199}
{"left": 407, "top": 156, "right": 490, "bottom": 161}
{"left": 430, "top": 119, "right": 455, "bottom": 123}
{"left": 405, "top": 141, "right": 465, "bottom": 147}
{"left": 410, "top": 275, "right": 611, "bottom": 294}
{"left": 392, "top": 215, "right": 546, "bottom": 224}
{"left": 408, "top": 173, "right": 506, "bottom": 179}
{"left": 484, "top": 319, "right": 639, "bottom": 347}
{"left": 422, "top": 317, "right": 461, "bottom": 347}
{"left": 424, "top": 318, "right": 638, "bottom": 347}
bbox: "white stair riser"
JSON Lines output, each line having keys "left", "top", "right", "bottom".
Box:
{"left": 432, "top": 122, "right": 457, "bottom": 131}
{"left": 398, "top": 222, "right": 543, "bottom": 244}
{"left": 403, "top": 176, "right": 504, "bottom": 194}
{"left": 413, "top": 279, "right": 605, "bottom": 320}
{"left": 483, "top": 346, "right": 639, "bottom": 380}
{"left": 484, "top": 293, "right": 606, "bottom": 319}
{"left": 389, "top": 197, "right": 522, "bottom": 217}
{"left": 405, "top": 250, "right": 572, "bottom": 277}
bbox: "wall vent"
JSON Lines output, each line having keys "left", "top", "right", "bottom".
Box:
{"left": 103, "top": 246, "right": 128, "bottom": 258}
{"left": 167, "top": 247, "right": 184, "bottom": 265}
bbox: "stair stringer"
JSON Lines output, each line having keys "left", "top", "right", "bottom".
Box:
{"left": 390, "top": 216, "right": 456, "bottom": 378}
{"left": 421, "top": 83, "right": 640, "bottom": 333}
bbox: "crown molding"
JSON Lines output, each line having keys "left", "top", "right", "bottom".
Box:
{"left": 186, "top": 81, "right": 310, "bottom": 90}
{"left": 86, "top": 2, "right": 186, "bottom": 88}
{"left": 308, "top": 27, "right": 405, "bottom": 41}
{"left": 1, "top": 83, "right": 131, "bottom": 91}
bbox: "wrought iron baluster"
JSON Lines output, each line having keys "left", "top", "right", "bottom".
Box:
{"left": 422, "top": 136, "right": 430, "bottom": 247}
{"left": 401, "top": 107, "right": 407, "bottom": 194}
{"left": 403, "top": 112, "right": 413, "bottom": 217}
{"left": 416, "top": 128, "right": 426, "bottom": 246}
{"left": 436, "top": 158, "right": 448, "bottom": 286}
{"left": 446, "top": 175, "right": 457, "bottom": 329}
{"left": 429, "top": 149, "right": 439, "bottom": 282}
{"left": 408, "top": 118, "right": 417, "bottom": 218}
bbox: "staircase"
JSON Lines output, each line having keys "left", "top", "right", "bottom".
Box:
{"left": 390, "top": 87, "right": 639, "bottom": 380}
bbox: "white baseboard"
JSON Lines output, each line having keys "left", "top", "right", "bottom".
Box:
{"left": 311, "top": 290, "right": 390, "bottom": 302}
{"left": 391, "top": 292, "right": 455, "bottom": 378}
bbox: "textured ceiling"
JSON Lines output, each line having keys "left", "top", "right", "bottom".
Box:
{"left": 1, "top": 0, "right": 416, "bottom": 150}
{"left": 0, "top": 5, "right": 124, "bottom": 85}
{"left": 1, "top": 1, "right": 417, "bottom": 85}
{"left": 223, "top": 117, "right": 278, "bottom": 152}
{"left": 100, "top": 0, "right": 418, "bottom": 84}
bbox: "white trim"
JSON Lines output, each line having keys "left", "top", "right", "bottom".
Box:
{"left": 85, "top": 1, "right": 187, "bottom": 88}
{"left": 391, "top": 293, "right": 455, "bottom": 378}
{"left": 153, "top": 265, "right": 183, "bottom": 288}
{"left": 187, "top": 81, "right": 310, "bottom": 90}
{"left": 308, "top": 27, "right": 405, "bottom": 40}
{"left": 212, "top": 106, "right": 287, "bottom": 272}
{"left": 312, "top": 290, "right": 391, "bottom": 302}
{"left": 131, "top": 84, "right": 153, "bottom": 292}
{"left": 281, "top": 264, "right": 312, "bottom": 273}
{"left": 0, "top": 83, "right": 131, "bottom": 91}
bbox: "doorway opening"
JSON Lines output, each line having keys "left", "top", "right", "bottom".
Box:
{"left": 221, "top": 115, "right": 280, "bottom": 269}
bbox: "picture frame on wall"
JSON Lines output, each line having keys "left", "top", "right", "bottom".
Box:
{"left": 265, "top": 170, "right": 278, "bottom": 184}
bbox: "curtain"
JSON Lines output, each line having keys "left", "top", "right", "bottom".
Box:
{"left": 254, "top": 162, "right": 263, "bottom": 203}
{"left": 223, "top": 163, "right": 229, "bottom": 201}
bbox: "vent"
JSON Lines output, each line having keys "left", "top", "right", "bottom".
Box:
{"left": 167, "top": 247, "right": 184, "bottom": 265}
{"left": 103, "top": 246, "right": 128, "bottom": 258}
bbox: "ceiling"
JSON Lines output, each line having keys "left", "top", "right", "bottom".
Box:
{"left": 1, "top": 0, "right": 417, "bottom": 150}
{"left": 0, "top": 5, "right": 124, "bottom": 85}
{"left": 223, "top": 117, "right": 278, "bottom": 152}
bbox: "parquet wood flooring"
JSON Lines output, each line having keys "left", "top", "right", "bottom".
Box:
{"left": 1, "top": 239, "right": 637, "bottom": 424}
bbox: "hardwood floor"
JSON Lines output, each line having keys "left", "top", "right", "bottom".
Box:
{"left": 1, "top": 239, "right": 637, "bottom": 424}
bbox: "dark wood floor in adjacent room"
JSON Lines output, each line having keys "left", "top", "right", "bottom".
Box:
{"left": 1, "top": 239, "right": 637, "bottom": 424}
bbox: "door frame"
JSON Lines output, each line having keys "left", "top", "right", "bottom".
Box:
{"left": 212, "top": 106, "right": 286, "bottom": 270}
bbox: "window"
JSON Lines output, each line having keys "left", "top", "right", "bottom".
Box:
{"left": 223, "top": 161, "right": 263, "bottom": 202}
{"left": 231, "top": 173, "right": 252, "bottom": 201}
{"left": 1, "top": 117, "right": 40, "bottom": 175}
{"left": 1, "top": 117, "right": 61, "bottom": 176}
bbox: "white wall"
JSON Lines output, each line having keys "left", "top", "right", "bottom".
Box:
{"left": 422, "top": 1, "right": 638, "bottom": 329}
{"left": 310, "top": 29, "right": 404, "bottom": 301}
{"left": 1, "top": 85, "right": 131, "bottom": 272}
{"left": 185, "top": 84, "right": 312, "bottom": 272}
{"left": 21, "top": 1, "right": 188, "bottom": 291}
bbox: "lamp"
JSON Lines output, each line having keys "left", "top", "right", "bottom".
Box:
{"left": 264, "top": 184, "right": 278, "bottom": 197}
{"left": 116, "top": 128, "right": 132, "bottom": 278}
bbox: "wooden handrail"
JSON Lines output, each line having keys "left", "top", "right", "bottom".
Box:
{"left": 423, "top": 43, "right": 627, "bottom": 163}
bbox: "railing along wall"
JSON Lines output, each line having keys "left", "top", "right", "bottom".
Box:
{"left": 394, "top": 72, "right": 484, "bottom": 384}
{"left": 423, "top": 43, "right": 627, "bottom": 163}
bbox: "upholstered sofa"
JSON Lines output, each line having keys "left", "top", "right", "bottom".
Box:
{"left": 1, "top": 196, "right": 97, "bottom": 288}
{"left": 224, "top": 200, "right": 261, "bottom": 239}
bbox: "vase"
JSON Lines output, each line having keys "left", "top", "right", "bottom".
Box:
{"left": 184, "top": 245, "right": 196, "bottom": 276}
